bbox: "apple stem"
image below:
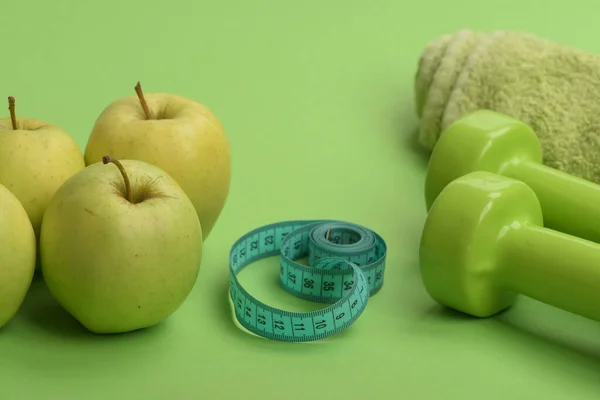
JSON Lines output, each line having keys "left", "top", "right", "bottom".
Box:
{"left": 8, "top": 96, "right": 17, "bottom": 130}
{"left": 102, "top": 156, "right": 134, "bottom": 203}
{"left": 134, "top": 81, "right": 153, "bottom": 120}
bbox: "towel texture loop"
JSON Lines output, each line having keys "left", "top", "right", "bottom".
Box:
{"left": 415, "top": 30, "right": 600, "bottom": 183}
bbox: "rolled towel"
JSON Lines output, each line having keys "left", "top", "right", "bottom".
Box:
{"left": 415, "top": 29, "right": 600, "bottom": 183}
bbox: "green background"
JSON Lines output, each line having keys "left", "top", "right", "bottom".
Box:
{"left": 2, "top": 0, "right": 600, "bottom": 399}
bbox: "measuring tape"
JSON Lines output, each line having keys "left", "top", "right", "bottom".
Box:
{"left": 229, "top": 220, "right": 387, "bottom": 342}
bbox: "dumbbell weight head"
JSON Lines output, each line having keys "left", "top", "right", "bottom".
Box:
{"left": 419, "top": 170, "right": 543, "bottom": 317}
{"left": 424, "top": 110, "right": 542, "bottom": 210}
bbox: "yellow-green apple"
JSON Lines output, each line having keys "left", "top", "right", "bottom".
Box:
{"left": 83, "top": 82, "right": 231, "bottom": 241}
{"left": 0, "top": 182, "right": 36, "bottom": 329}
{"left": 0, "top": 96, "right": 85, "bottom": 247}
{"left": 39, "top": 156, "right": 203, "bottom": 334}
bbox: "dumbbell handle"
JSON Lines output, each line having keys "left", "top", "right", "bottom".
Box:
{"left": 502, "top": 161, "right": 600, "bottom": 243}
{"left": 501, "top": 222, "right": 600, "bottom": 322}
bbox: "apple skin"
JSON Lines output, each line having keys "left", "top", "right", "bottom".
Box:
{"left": 0, "top": 118, "right": 85, "bottom": 242}
{"left": 0, "top": 182, "right": 36, "bottom": 329}
{"left": 39, "top": 159, "right": 203, "bottom": 334}
{"left": 83, "top": 93, "right": 231, "bottom": 241}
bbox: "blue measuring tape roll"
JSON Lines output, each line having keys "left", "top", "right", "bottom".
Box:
{"left": 229, "top": 220, "right": 387, "bottom": 342}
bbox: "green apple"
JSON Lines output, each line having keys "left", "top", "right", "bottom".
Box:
{"left": 0, "top": 96, "right": 85, "bottom": 244}
{"left": 0, "top": 182, "right": 36, "bottom": 329}
{"left": 83, "top": 82, "right": 231, "bottom": 241}
{"left": 39, "top": 156, "right": 203, "bottom": 334}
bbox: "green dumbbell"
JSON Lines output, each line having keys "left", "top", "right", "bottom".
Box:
{"left": 425, "top": 110, "right": 600, "bottom": 244}
{"left": 420, "top": 170, "right": 600, "bottom": 320}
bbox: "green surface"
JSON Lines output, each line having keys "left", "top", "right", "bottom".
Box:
{"left": 2, "top": 0, "right": 600, "bottom": 399}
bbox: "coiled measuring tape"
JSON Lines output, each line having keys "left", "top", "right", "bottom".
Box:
{"left": 229, "top": 220, "right": 387, "bottom": 342}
